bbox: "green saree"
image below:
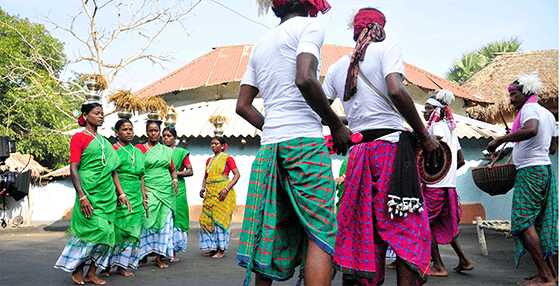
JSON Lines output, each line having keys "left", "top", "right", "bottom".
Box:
{"left": 70, "top": 135, "right": 121, "bottom": 246}
{"left": 142, "top": 143, "right": 175, "bottom": 231}
{"left": 114, "top": 144, "right": 146, "bottom": 245}
{"left": 172, "top": 147, "right": 190, "bottom": 234}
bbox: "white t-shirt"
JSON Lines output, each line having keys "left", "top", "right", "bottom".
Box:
{"left": 512, "top": 103, "right": 556, "bottom": 169}
{"left": 426, "top": 121, "right": 461, "bottom": 188}
{"left": 322, "top": 40, "right": 405, "bottom": 143}
{"left": 241, "top": 17, "right": 324, "bottom": 145}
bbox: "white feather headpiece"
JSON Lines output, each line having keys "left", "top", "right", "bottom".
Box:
{"left": 346, "top": 6, "right": 361, "bottom": 30}
{"left": 435, "top": 89, "right": 455, "bottom": 106}
{"left": 517, "top": 71, "right": 542, "bottom": 95}
{"left": 256, "top": 0, "right": 273, "bottom": 16}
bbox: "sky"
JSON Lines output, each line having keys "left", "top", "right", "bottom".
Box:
{"left": 1, "top": 0, "right": 558, "bottom": 94}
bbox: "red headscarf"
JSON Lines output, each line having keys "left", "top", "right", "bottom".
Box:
{"left": 344, "top": 9, "right": 386, "bottom": 101}
{"left": 272, "top": 0, "right": 331, "bottom": 16}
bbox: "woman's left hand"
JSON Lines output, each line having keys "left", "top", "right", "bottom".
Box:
{"left": 219, "top": 188, "right": 228, "bottom": 201}
{"left": 172, "top": 181, "right": 179, "bottom": 195}
{"left": 119, "top": 196, "right": 133, "bottom": 213}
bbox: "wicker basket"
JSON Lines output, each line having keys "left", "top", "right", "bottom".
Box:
{"left": 472, "top": 155, "right": 516, "bottom": 196}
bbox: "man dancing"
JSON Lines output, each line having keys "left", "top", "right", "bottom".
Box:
{"left": 236, "top": 0, "right": 351, "bottom": 285}
{"left": 423, "top": 90, "right": 473, "bottom": 277}
{"left": 322, "top": 7, "right": 440, "bottom": 285}
{"left": 487, "top": 71, "right": 558, "bottom": 286}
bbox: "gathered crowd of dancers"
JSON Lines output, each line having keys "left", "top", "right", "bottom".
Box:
{"left": 54, "top": 1, "right": 558, "bottom": 285}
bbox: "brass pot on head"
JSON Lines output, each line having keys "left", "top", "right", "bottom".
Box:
{"left": 118, "top": 110, "right": 133, "bottom": 119}
{"left": 164, "top": 109, "right": 177, "bottom": 127}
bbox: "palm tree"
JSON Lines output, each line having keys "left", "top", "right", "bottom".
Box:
{"left": 446, "top": 37, "right": 522, "bottom": 85}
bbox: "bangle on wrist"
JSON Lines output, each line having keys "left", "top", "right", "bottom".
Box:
{"left": 172, "top": 179, "right": 178, "bottom": 182}
{"left": 224, "top": 187, "right": 229, "bottom": 191}
{"left": 79, "top": 196, "right": 88, "bottom": 202}
{"left": 118, "top": 193, "right": 127, "bottom": 199}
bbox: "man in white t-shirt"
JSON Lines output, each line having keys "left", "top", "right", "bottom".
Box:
{"left": 235, "top": 1, "right": 351, "bottom": 286}
{"left": 422, "top": 90, "right": 473, "bottom": 277}
{"left": 487, "top": 72, "right": 558, "bottom": 286}
{"left": 322, "top": 7, "right": 440, "bottom": 286}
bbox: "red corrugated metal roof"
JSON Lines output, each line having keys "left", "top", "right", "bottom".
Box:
{"left": 135, "top": 44, "right": 488, "bottom": 103}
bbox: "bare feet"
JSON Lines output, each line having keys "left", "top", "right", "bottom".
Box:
{"left": 203, "top": 250, "right": 217, "bottom": 257}
{"left": 453, "top": 262, "right": 474, "bottom": 272}
{"left": 517, "top": 275, "right": 556, "bottom": 286}
{"left": 84, "top": 275, "right": 107, "bottom": 285}
{"left": 71, "top": 269, "right": 85, "bottom": 285}
{"left": 99, "top": 268, "right": 110, "bottom": 277}
{"left": 386, "top": 261, "right": 397, "bottom": 269}
{"left": 212, "top": 251, "right": 225, "bottom": 259}
{"left": 138, "top": 257, "right": 147, "bottom": 267}
{"left": 429, "top": 266, "right": 449, "bottom": 277}
{"left": 155, "top": 256, "right": 169, "bottom": 268}
{"left": 116, "top": 267, "right": 134, "bottom": 276}
{"left": 170, "top": 257, "right": 180, "bottom": 262}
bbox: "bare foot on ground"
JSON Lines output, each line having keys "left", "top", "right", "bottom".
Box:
{"left": 517, "top": 275, "right": 556, "bottom": 286}
{"left": 99, "top": 268, "right": 110, "bottom": 277}
{"left": 71, "top": 270, "right": 85, "bottom": 285}
{"left": 386, "top": 261, "right": 397, "bottom": 269}
{"left": 453, "top": 263, "right": 474, "bottom": 272}
{"left": 170, "top": 257, "right": 180, "bottom": 262}
{"left": 525, "top": 274, "right": 558, "bottom": 283}
{"left": 429, "top": 267, "right": 449, "bottom": 277}
{"left": 155, "top": 256, "right": 169, "bottom": 269}
{"left": 203, "top": 250, "right": 217, "bottom": 257}
{"left": 212, "top": 252, "right": 225, "bottom": 259}
{"left": 116, "top": 267, "right": 134, "bottom": 276}
{"left": 84, "top": 275, "right": 107, "bottom": 285}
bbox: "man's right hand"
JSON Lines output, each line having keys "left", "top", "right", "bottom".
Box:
{"left": 330, "top": 124, "right": 352, "bottom": 156}
{"left": 420, "top": 135, "right": 442, "bottom": 168}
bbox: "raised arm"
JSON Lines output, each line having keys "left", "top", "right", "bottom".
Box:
{"left": 296, "top": 53, "right": 351, "bottom": 155}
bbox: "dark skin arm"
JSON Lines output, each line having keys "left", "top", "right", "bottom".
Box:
{"left": 176, "top": 164, "right": 193, "bottom": 178}
{"left": 295, "top": 53, "right": 351, "bottom": 155}
{"left": 550, "top": 137, "right": 558, "bottom": 155}
{"left": 200, "top": 171, "right": 209, "bottom": 199}
{"left": 219, "top": 168, "right": 240, "bottom": 202}
{"left": 140, "top": 177, "right": 149, "bottom": 218}
{"left": 236, "top": 85, "right": 265, "bottom": 130}
{"left": 112, "top": 170, "right": 133, "bottom": 213}
{"left": 169, "top": 165, "right": 179, "bottom": 195}
{"left": 457, "top": 150, "right": 465, "bottom": 169}
{"left": 486, "top": 119, "right": 539, "bottom": 152}
{"left": 70, "top": 162, "right": 94, "bottom": 218}
{"left": 385, "top": 73, "right": 441, "bottom": 166}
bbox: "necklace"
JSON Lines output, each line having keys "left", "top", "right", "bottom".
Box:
{"left": 144, "top": 142, "right": 161, "bottom": 155}
{"left": 117, "top": 142, "right": 136, "bottom": 168}
{"left": 206, "top": 152, "right": 224, "bottom": 172}
{"left": 84, "top": 129, "right": 107, "bottom": 166}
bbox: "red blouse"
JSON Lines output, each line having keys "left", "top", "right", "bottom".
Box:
{"left": 205, "top": 156, "right": 237, "bottom": 176}
{"left": 69, "top": 133, "right": 95, "bottom": 163}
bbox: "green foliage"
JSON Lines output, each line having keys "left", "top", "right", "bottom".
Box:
{"left": 447, "top": 37, "right": 522, "bottom": 85}
{"left": 0, "top": 8, "right": 81, "bottom": 169}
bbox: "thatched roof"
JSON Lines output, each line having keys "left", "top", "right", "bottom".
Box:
{"left": 0, "top": 153, "right": 50, "bottom": 178}
{"left": 463, "top": 50, "right": 558, "bottom": 123}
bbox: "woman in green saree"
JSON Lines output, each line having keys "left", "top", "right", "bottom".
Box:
{"left": 199, "top": 136, "right": 240, "bottom": 259}
{"left": 99, "top": 119, "right": 149, "bottom": 277}
{"left": 136, "top": 120, "right": 179, "bottom": 269}
{"left": 162, "top": 126, "right": 193, "bottom": 262}
{"left": 54, "top": 102, "right": 132, "bottom": 285}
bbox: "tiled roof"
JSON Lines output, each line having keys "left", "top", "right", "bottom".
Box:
{"left": 93, "top": 99, "right": 504, "bottom": 140}
{"left": 134, "top": 44, "right": 487, "bottom": 103}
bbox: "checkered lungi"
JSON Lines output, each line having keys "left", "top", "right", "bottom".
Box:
{"left": 334, "top": 140, "right": 431, "bottom": 285}
{"left": 107, "top": 242, "right": 141, "bottom": 269}
{"left": 424, "top": 187, "right": 461, "bottom": 244}
{"left": 137, "top": 209, "right": 174, "bottom": 260}
{"left": 511, "top": 165, "right": 558, "bottom": 267}
{"left": 54, "top": 235, "right": 111, "bottom": 272}
{"left": 237, "top": 137, "right": 337, "bottom": 284}
{"left": 200, "top": 225, "right": 231, "bottom": 252}
{"left": 174, "top": 227, "right": 188, "bottom": 252}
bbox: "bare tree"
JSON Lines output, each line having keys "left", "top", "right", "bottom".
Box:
{"left": 44, "top": 0, "right": 202, "bottom": 106}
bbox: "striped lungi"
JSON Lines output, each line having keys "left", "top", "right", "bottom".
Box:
{"left": 424, "top": 187, "right": 461, "bottom": 244}
{"left": 54, "top": 236, "right": 111, "bottom": 272}
{"left": 200, "top": 224, "right": 230, "bottom": 252}
{"left": 137, "top": 209, "right": 175, "bottom": 260}
{"left": 511, "top": 165, "right": 558, "bottom": 267}
{"left": 334, "top": 140, "right": 431, "bottom": 285}
{"left": 237, "top": 137, "right": 337, "bottom": 285}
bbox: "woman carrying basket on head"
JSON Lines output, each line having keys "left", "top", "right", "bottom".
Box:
{"left": 199, "top": 136, "right": 240, "bottom": 259}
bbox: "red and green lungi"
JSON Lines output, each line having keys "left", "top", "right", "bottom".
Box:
{"left": 237, "top": 137, "right": 337, "bottom": 284}
{"left": 424, "top": 187, "right": 461, "bottom": 244}
{"left": 511, "top": 165, "right": 558, "bottom": 267}
{"left": 334, "top": 140, "right": 431, "bottom": 285}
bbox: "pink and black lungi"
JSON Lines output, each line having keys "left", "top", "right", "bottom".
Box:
{"left": 334, "top": 140, "right": 431, "bottom": 285}
{"left": 423, "top": 187, "right": 461, "bottom": 244}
